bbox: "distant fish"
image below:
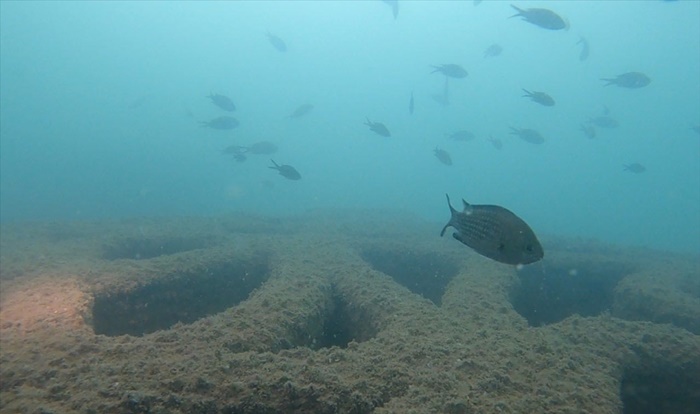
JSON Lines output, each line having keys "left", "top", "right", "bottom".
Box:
{"left": 522, "top": 89, "right": 555, "bottom": 106}
{"left": 624, "top": 163, "right": 646, "bottom": 174}
{"left": 200, "top": 116, "right": 239, "bottom": 130}
{"left": 382, "top": 0, "right": 399, "bottom": 19}
{"left": 224, "top": 141, "right": 278, "bottom": 156}
{"left": 365, "top": 118, "right": 391, "bottom": 137}
{"left": 431, "top": 64, "right": 468, "bottom": 79}
{"left": 589, "top": 116, "right": 619, "bottom": 129}
{"left": 408, "top": 92, "right": 414, "bottom": 115}
{"left": 269, "top": 159, "right": 301, "bottom": 180}
{"left": 207, "top": 93, "right": 236, "bottom": 112}
{"left": 433, "top": 147, "right": 452, "bottom": 166}
{"left": 601, "top": 72, "right": 651, "bottom": 88}
{"left": 447, "top": 130, "right": 475, "bottom": 142}
{"left": 579, "top": 123, "right": 597, "bottom": 139}
{"left": 577, "top": 36, "right": 589, "bottom": 61}
{"left": 266, "top": 32, "right": 287, "bottom": 52}
{"left": 441, "top": 194, "right": 544, "bottom": 265}
{"left": 692, "top": 125, "right": 700, "bottom": 135}
{"left": 483, "top": 44, "right": 503, "bottom": 58}
{"left": 488, "top": 135, "right": 503, "bottom": 150}
{"left": 509, "top": 127, "right": 545, "bottom": 144}
{"left": 288, "top": 103, "right": 314, "bottom": 119}
{"left": 510, "top": 5, "right": 568, "bottom": 30}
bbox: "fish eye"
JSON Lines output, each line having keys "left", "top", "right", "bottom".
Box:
{"left": 526, "top": 245, "right": 533, "bottom": 252}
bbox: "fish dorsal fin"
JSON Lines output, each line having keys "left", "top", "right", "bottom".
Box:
{"left": 461, "top": 199, "right": 473, "bottom": 213}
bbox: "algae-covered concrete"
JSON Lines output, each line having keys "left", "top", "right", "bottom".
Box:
{"left": 1, "top": 211, "right": 698, "bottom": 413}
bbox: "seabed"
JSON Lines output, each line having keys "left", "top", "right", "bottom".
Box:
{"left": 1, "top": 210, "right": 698, "bottom": 414}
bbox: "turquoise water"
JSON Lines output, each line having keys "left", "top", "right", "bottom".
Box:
{"left": 1, "top": 1, "right": 699, "bottom": 253}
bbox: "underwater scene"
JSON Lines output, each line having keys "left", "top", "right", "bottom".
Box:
{"left": 1, "top": 1, "right": 699, "bottom": 413}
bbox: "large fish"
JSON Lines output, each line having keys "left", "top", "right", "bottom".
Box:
{"left": 510, "top": 5, "right": 568, "bottom": 30}
{"left": 601, "top": 72, "right": 650, "bottom": 88}
{"left": 522, "top": 89, "right": 555, "bottom": 106}
{"left": 207, "top": 93, "right": 236, "bottom": 112}
{"left": 431, "top": 64, "right": 468, "bottom": 78}
{"left": 269, "top": 160, "right": 301, "bottom": 180}
{"left": 365, "top": 118, "right": 391, "bottom": 137}
{"left": 440, "top": 194, "right": 543, "bottom": 265}
{"left": 200, "top": 116, "right": 239, "bottom": 130}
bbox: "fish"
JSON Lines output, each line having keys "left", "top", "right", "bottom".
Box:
{"left": 483, "top": 44, "right": 503, "bottom": 58}
{"left": 434, "top": 147, "right": 452, "bottom": 166}
{"left": 266, "top": 32, "right": 287, "bottom": 52}
{"left": 624, "top": 163, "right": 646, "bottom": 174}
{"left": 409, "top": 92, "right": 414, "bottom": 115}
{"left": 365, "top": 118, "right": 391, "bottom": 137}
{"left": 288, "top": 104, "right": 314, "bottom": 119}
{"left": 510, "top": 5, "right": 568, "bottom": 30}
{"left": 577, "top": 36, "right": 589, "bottom": 61}
{"left": 522, "top": 89, "right": 555, "bottom": 106}
{"left": 579, "top": 123, "right": 597, "bottom": 139}
{"left": 200, "top": 116, "right": 239, "bottom": 130}
{"left": 601, "top": 72, "right": 651, "bottom": 88}
{"left": 224, "top": 141, "right": 278, "bottom": 156}
{"left": 207, "top": 93, "right": 236, "bottom": 112}
{"left": 431, "top": 64, "right": 468, "bottom": 78}
{"left": 447, "top": 130, "right": 475, "bottom": 141}
{"left": 509, "top": 127, "right": 544, "bottom": 144}
{"left": 692, "top": 125, "right": 700, "bottom": 135}
{"left": 589, "top": 116, "right": 619, "bottom": 128}
{"left": 382, "top": 0, "right": 399, "bottom": 19}
{"left": 269, "top": 159, "right": 301, "bottom": 180}
{"left": 488, "top": 135, "right": 503, "bottom": 150}
{"left": 440, "top": 194, "right": 544, "bottom": 265}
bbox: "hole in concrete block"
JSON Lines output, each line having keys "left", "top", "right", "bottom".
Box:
{"left": 92, "top": 253, "right": 270, "bottom": 336}
{"left": 621, "top": 361, "right": 700, "bottom": 414}
{"left": 313, "top": 291, "right": 377, "bottom": 349}
{"left": 360, "top": 249, "right": 459, "bottom": 305}
{"left": 102, "top": 236, "right": 214, "bottom": 260}
{"left": 511, "top": 261, "right": 632, "bottom": 326}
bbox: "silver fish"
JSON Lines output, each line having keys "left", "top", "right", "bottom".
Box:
{"left": 441, "top": 194, "right": 544, "bottom": 265}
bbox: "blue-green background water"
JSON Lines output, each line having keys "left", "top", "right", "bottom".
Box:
{"left": 1, "top": 1, "right": 699, "bottom": 253}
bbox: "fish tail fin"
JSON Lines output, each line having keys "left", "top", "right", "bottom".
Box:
{"left": 600, "top": 78, "right": 613, "bottom": 86}
{"left": 441, "top": 194, "right": 457, "bottom": 237}
{"left": 510, "top": 4, "right": 524, "bottom": 17}
{"left": 269, "top": 159, "right": 280, "bottom": 169}
{"left": 522, "top": 89, "right": 531, "bottom": 97}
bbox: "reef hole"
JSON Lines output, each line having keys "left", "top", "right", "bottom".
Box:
{"left": 92, "top": 254, "right": 270, "bottom": 336}
{"left": 311, "top": 290, "right": 378, "bottom": 349}
{"left": 102, "top": 236, "right": 214, "bottom": 260}
{"left": 511, "top": 261, "right": 632, "bottom": 326}
{"left": 360, "top": 249, "right": 459, "bottom": 305}
{"left": 621, "top": 360, "right": 700, "bottom": 414}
